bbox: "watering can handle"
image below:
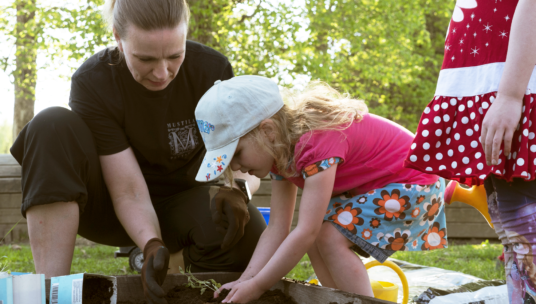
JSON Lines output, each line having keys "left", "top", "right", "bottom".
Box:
{"left": 365, "top": 260, "right": 409, "bottom": 304}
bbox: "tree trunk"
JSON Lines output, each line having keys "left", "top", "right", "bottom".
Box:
{"left": 12, "top": 0, "right": 37, "bottom": 141}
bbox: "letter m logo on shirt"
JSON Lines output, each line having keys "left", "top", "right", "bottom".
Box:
{"left": 168, "top": 123, "right": 200, "bottom": 158}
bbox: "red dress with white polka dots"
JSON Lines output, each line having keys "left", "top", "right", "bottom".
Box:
{"left": 404, "top": 0, "right": 536, "bottom": 186}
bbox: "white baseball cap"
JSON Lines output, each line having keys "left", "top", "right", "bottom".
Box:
{"left": 195, "top": 75, "right": 284, "bottom": 182}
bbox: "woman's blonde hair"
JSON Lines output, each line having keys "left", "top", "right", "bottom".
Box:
{"left": 247, "top": 81, "right": 368, "bottom": 178}
{"left": 103, "top": 0, "right": 190, "bottom": 39}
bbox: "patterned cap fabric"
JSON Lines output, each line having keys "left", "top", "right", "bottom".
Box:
{"left": 195, "top": 75, "right": 284, "bottom": 182}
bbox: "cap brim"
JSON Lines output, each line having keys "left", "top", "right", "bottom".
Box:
{"left": 195, "top": 139, "right": 239, "bottom": 182}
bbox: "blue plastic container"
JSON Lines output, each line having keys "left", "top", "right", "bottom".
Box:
{"left": 257, "top": 207, "right": 271, "bottom": 224}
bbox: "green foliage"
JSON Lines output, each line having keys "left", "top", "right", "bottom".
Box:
{"left": 0, "top": 120, "right": 12, "bottom": 154}
{"left": 187, "top": 0, "right": 302, "bottom": 79}
{"left": 0, "top": 0, "right": 111, "bottom": 109}
{"left": 2, "top": 0, "right": 454, "bottom": 132}
{"left": 189, "top": 0, "right": 453, "bottom": 132}
{"left": 179, "top": 266, "right": 222, "bottom": 295}
{"left": 289, "top": 0, "right": 453, "bottom": 131}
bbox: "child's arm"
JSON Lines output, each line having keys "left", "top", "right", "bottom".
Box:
{"left": 215, "top": 178, "right": 298, "bottom": 296}
{"left": 222, "top": 165, "right": 337, "bottom": 303}
{"left": 481, "top": 0, "right": 536, "bottom": 165}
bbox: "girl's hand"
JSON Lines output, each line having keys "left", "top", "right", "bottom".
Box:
{"left": 480, "top": 93, "right": 523, "bottom": 166}
{"left": 222, "top": 279, "right": 265, "bottom": 303}
{"left": 214, "top": 279, "right": 243, "bottom": 298}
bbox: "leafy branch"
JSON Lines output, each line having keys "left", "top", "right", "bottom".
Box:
{"left": 179, "top": 266, "right": 221, "bottom": 295}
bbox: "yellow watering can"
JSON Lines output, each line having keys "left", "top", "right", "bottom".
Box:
{"left": 365, "top": 260, "right": 409, "bottom": 304}
{"left": 308, "top": 260, "right": 408, "bottom": 303}
{"left": 444, "top": 181, "right": 493, "bottom": 228}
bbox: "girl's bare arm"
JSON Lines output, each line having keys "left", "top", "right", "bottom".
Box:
{"left": 481, "top": 0, "right": 536, "bottom": 165}
{"left": 237, "top": 179, "right": 298, "bottom": 281}
{"left": 251, "top": 165, "right": 337, "bottom": 292}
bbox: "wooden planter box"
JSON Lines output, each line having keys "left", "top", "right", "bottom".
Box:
{"left": 44, "top": 272, "right": 393, "bottom": 304}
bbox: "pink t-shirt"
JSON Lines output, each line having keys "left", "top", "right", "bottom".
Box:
{"left": 272, "top": 114, "right": 438, "bottom": 195}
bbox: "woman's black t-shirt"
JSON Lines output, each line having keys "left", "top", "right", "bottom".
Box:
{"left": 69, "top": 41, "right": 233, "bottom": 198}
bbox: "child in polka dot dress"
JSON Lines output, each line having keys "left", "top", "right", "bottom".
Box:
{"left": 195, "top": 77, "right": 448, "bottom": 303}
{"left": 405, "top": 0, "right": 536, "bottom": 302}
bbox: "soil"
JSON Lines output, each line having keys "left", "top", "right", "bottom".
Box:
{"left": 163, "top": 286, "right": 298, "bottom": 304}
{"left": 82, "top": 277, "right": 114, "bottom": 304}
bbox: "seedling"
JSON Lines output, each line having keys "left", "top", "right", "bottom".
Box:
{"left": 0, "top": 256, "right": 9, "bottom": 274}
{"left": 0, "top": 219, "right": 22, "bottom": 245}
{"left": 179, "top": 266, "right": 221, "bottom": 295}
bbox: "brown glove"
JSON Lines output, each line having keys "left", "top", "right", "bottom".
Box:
{"left": 141, "top": 238, "right": 170, "bottom": 304}
{"left": 211, "top": 186, "right": 250, "bottom": 250}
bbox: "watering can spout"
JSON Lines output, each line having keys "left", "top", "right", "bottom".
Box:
{"left": 444, "top": 181, "right": 493, "bottom": 228}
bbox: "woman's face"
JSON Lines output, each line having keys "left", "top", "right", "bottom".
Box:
{"left": 114, "top": 22, "right": 187, "bottom": 91}
{"left": 230, "top": 135, "right": 275, "bottom": 179}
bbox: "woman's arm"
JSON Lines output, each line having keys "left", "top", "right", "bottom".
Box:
{"left": 481, "top": 0, "right": 536, "bottom": 165}
{"left": 100, "top": 148, "right": 161, "bottom": 248}
{"left": 223, "top": 165, "right": 337, "bottom": 303}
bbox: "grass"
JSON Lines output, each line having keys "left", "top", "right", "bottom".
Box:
{"left": 0, "top": 244, "right": 137, "bottom": 276}
{"left": 0, "top": 240, "right": 504, "bottom": 282}
{"left": 391, "top": 240, "right": 504, "bottom": 281}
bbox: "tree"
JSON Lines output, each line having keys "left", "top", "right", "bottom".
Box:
{"left": 187, "top": 0, "right": 302, "bottom": 78}
{"left": 290, "top": 0, "right": 452, "bottom": 131}
{"left": 0, "top": 0, "right": 111, "bottom": 140}
{"left": 188, "top": 0, "right": 452, "bottom": 132}
{"left": 2, "top": 0, "right": 452, "bottom": 140}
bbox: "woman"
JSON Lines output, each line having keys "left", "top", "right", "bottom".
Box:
{"left": 9, "top": 0, "right": 265, "bottom": 303}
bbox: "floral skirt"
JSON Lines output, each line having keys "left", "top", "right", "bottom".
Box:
{"left": 405, "top": 91, "right": 536, "bottom": 186}
{"left": 324, "top": 179, "right": 448, "bottom": 262}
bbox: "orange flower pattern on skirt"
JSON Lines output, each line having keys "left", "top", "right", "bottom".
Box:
{"left": 328, "top": 203, "right": 364, "bottom": 235}
{"left": 373, "top": 189, "right": 411, "bottom": 221}
{"left": 324, "top": 178, "right": 447, "bottom": 253}
{"left": 421, "top": 222, "right": 447, "bottom": 250}
{"left": 362, "top": 228, "right": 373, "bottom": 240}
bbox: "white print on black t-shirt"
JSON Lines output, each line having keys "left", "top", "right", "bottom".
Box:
{"left": 168, "top": 120, "right": 200, "bottom": 159}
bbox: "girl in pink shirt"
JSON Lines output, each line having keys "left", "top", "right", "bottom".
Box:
{"left": 195, "top": 77, "right": 447, "bottom": 303}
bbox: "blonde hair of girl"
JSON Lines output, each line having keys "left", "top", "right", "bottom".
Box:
{"left": 103, "top": 0, "right": 189, "bottom": 38}
{"left": 244, "top": 81, "right": 368, "bottom": 179}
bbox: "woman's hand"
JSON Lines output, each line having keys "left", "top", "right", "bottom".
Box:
{"left": 214, "top": 279, "right": 243, "bottom": 298}
{"left": 222, "top": 279, "right": 265, "bottom": 303}
{"left": 480, "top": 93, "right": 523, "bottom": 166}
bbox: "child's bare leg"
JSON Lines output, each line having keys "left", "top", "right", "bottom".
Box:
{"left": 307, "top": 240, "right": 337, "bottom": 288}
{"left": 317, "top": 222, "right": 374, "bottom": 297}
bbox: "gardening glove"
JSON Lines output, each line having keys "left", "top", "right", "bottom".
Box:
{"left": 141, "top": 238, "right": 170, "bottom": 304}
{"left": 211, "top": 186, "right": 250, "bottom": 250}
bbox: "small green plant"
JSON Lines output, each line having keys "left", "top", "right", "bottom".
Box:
{"left": 179, "top": 266, "right": 221, "bottom": 295}
{"left": 0, "top": 256, "right": 10, "bottom": 274}
{"left": 0, "top": 219, "right": 23, "bottom": 245}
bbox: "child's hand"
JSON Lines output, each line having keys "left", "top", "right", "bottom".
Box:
{"left": 222, "top": 279, "right": 265, "bottom": 303}
{"left": 214, "top": 279, "right": 243, "bottom": 298}
{"left": 481, "top": 93, "right": 523, "bottom": 166}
